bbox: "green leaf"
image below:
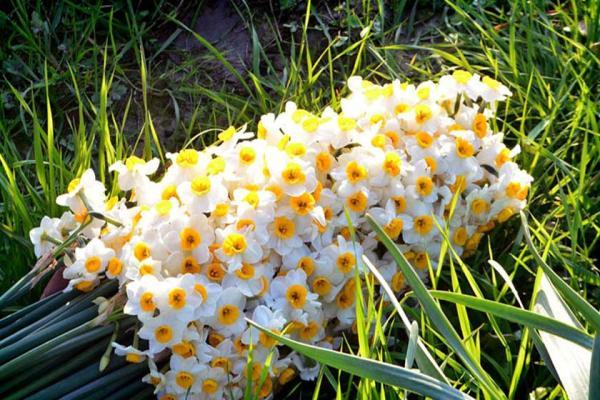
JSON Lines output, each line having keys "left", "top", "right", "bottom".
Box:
{"left": 0, "top": 265, "right": 48, "bottom": 311}
{"left": 2, "top": 338, "right": 109, "bottom": 399}
{"left": 520, "top": 212, "right": 600, "bottom": 332}
{"left": 429, "top": 291, "right": 593, "bottom": 349}
{"left": 22, "top": 355, "right": 127, "bottom": 400}
{"left": 534, "top": 273, "right": 592, "bottom": 400}
{"left": 107, "top": 379, "right": 154, "bottom": 400}
{"left": 0, "top": 322, "right": 113, "bottom": 381}
{"left": 0, "top": 305, "right": 98, "bottom": 364}
{"left": 591, "top": 336, "right": 600, "bottom": 400}
{"left": 0, "top": 289, "right": 78, "bottom": 333}
{"left": 60, "top": 362, "right": 148, "bottom": 400}
{"left": 0, "top": 280, "right": 117, "bottom": 346}
{"left": 362, "top": 255, "right": 449, "bottom": 383}
{"left": 366, "top": 214, "right": 506, "bottom": 400}
{"left": 279, "top": 0, "right": 297, "bottom": 10}
{"left": 246, "top": 319, "right": 474, "bottom": 400}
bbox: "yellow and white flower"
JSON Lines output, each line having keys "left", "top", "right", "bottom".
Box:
{"left": 63, "top": 238, "right": 115, "bottom": 280}
{"left": 211, "top": 287, "right": 247, "bottom": 336}
{"left": 165, "top": 355, "right": 206, "bottom": 395}
{"left": 138, "top": 313, "right": 187, "bottom": 353}
{"left": 241, "top": 305, "right": 286, "bottom": 347}
{"left": 267, "top": 269, "right": 320, "bottom": 323}
{"left": 154, "top": 274, "right": 204, "bottom": 323}
{"left": 56, "top": 169, "right": 106, "bottom": 215}
{"left": 369, "top": 199, "right": 413, "bottom": 241}
{"left": 124, "top": 274, "right": 162, "bottom": 319}
{"left": 269, "top": 151, "right": 318, "bottom": 197}
{"left": 164, "top": 149, "right": 207, "bottom": 184}
{"left": 178, "top": 174, "right": 229, "bottom": 214}
{"left": 112, "top": 342, "right": 152, "bottom": 364}
{"left": 222, "top": 260, "right": 271, "bottom": 297}
{"left": 109, "top": 156, "right": 160, "bottom": 191}
{"left": 479, "top": 76, "right": 512, "bottom": 103}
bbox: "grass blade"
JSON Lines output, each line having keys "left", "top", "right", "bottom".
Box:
{"left": 591, "top": 336, "right": 600, "bottom": 400}
{"left": 520, "top": 212, "right": 600, "bottom": 332}
{"left": 430, "top": 291, "right": 593, "bottom": 349}
{"left": 367, "top": 214, "right": 505, "bottom": 399}
{"left": 534, "top": 273, "right": 592, "bottom": 400}
{"left": 247, "top": 319, "right": 474, "bottom": 400}
{"left": 362, "top": 255, "right": 449, "bottom": 383}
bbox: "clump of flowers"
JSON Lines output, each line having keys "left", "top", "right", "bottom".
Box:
{"left": 30, "top": 72, "right": 531, "bottom": 399}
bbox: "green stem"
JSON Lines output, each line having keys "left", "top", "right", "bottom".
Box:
{"left": 80, "top": 192, "right": 123, "bottom": 227}
{"left": 40, "top": 232, "right": 63, "bottom": 245}
{"left": 53, "top": 218, "right": 93, "bottom": 257}
{"left": 88, "top": 211, "right": 124, "bottom": 227}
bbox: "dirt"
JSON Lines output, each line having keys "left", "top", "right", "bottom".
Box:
{"left": 171, "top": 0, "right": 253, "bottom": 82}
{"left": 122, "top": 0, "right": 266, "bottom": 152}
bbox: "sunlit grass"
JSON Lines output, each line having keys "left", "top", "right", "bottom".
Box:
{"left": 0, "top": 0, "right": 598, "bottom": 398}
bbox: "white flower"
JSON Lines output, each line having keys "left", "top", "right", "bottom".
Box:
{"left": 494, "top": 162, "right": 533, "bottom": 201}
{"left": 56, "top": 169, "right": 106, "bottom": 215}
{"left": 178, "top": 174, "right": 229, "bottom": 214}
{"left": 223, "top": 140, "right": 268, "bottom": 186}
{"left": 269, "top": 152, "right": 318, "bottom": 196}
{"left": 124, "top": 274, "right": 162, "bottom": 319}
{"left": 222, "top": 261, "right": 270, "bottom": 298}
{"left": 241, "top": 305, "right": 287, "bottom": 347}
{"left": 164, "top": 149, "right": 207, "bottom": 184}
{"left": 291, "top": 353, "right": 321, "bottom": 381}
{"left": 63, "top": 238, "right": 115, "bottom": 279}
{"left": 154, "top": 274, "right": 203, "bottom": 323}
{"left": 191, "top": 275, "right": 222, "bottom": 320}
{"left": 211, "top": 125, "right": 253, "bottom": 155}
{"left": 142, "top": 358, "right": 167, "bottom": 393}
{"left": 405, "top": 160, "right": 441, "bottom": 204}
{"left": 214, "top": 225, "right": 263, "bottom": 271}
{"left": 196, "top": 367, "right": 228, "bottom": 399}
{"left": 165, "top": 355, "right": 206, "bottom": 395}
{"left": 402, "top": 201, "right": 441, "bottom": 245}
{"left": 162, "top": 212, "right": 215, "bottom": 266}
{"left": 210, "top": 287, "right": 247, "bottom": 336}
{"left": 479, "top": 75, "right": 512, "bottom": 102}
{"left": 112, "top": 343, "right": 152, "bottom": 363}
{"left": 125, "top": 256, "right": 163, "bottom": 281}
{"left": 320, "top": 235, "right": 364, "bottom": 280}
{"left": 438, "top": 70, "right": 484, "bottom": 101}
{"left": 109, "top": 156, "right": 159, "bottom": 191}
{"left": 138, "top": 314, "right": 187, "bottom": 353}
{"left": 29, "top": 216, "right": 62, "bottom": 257}
{"left": 267, "top": 269, "right": 320, "bottom": 323}
{"left": 368, "top": 199, "right": 413, "bottom": 241}
{"left": 267, "top": 212, "right": 306, "bottom": 256}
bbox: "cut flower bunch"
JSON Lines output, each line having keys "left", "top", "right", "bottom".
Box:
{"left": 28, "top": 72, "right": 531, "bottom": 399}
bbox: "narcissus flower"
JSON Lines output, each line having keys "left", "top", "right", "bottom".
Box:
{"left": 109, "top": 156, "right": 160, "bottom": 191}
{"left": 32, "top": 72, "right": 531, "bottom": 400}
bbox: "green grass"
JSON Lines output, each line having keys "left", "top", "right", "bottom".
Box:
{"left": 0, "top": 0, "right": 599, "bottom": 398}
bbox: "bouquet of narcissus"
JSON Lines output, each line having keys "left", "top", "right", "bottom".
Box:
{"left": 27, "top": 72, "right": 531, "bottom": 399}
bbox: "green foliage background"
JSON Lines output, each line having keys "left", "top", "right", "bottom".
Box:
{"left": 0, "top": 1, "right": 599, "bottom": 399}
